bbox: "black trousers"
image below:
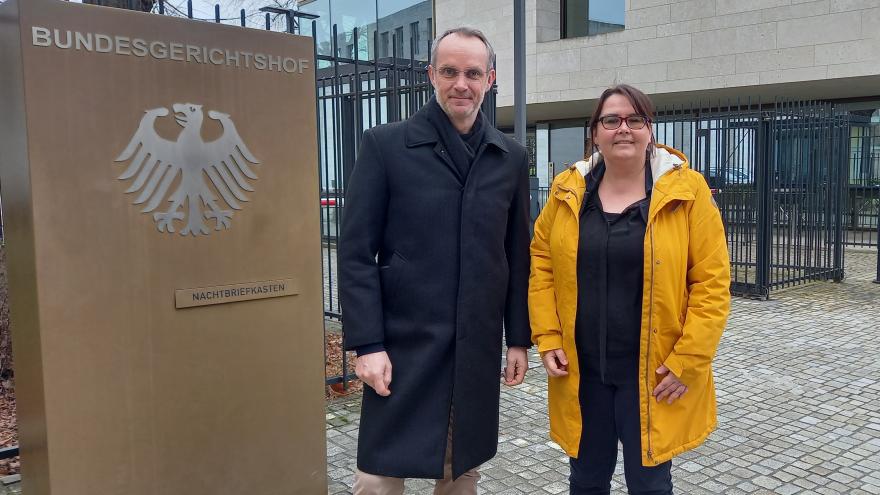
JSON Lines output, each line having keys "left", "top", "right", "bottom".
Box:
{"left": 569, "top": 379, "right": 673, "bottom": 495}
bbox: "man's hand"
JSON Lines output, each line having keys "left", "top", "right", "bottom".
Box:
{"left": 541, "top": 348, "right": 569, "bottom": 377}
{"left": 503, "top": 346, "right": 528, "bottom": 386}
{"left": 653, "top": 364, "right": 687, "bottom": 404}
{"left": 356, "top": 351, "right": 392, "bottom": 396}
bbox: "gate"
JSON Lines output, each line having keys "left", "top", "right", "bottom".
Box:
{"left": 654, "top": 98, "right": 847, "bottom": 298}
{"left": 846, "top": 116, "right": 880, "bottom": 248}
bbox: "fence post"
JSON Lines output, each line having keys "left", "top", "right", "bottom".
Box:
{"left": 833, "top": 111, "right": 846, "bottom": 281}
{"left": 755, "top": 99, "right": 772, "bottom": 299}
{"left": 528, "top": 176, "right": 539, "bottom": 237}
{"left": 875, "top": 217, "right": 880, "bottom": 283}
{"left": 513, "top": 0, "right": 525, "bottom": 145}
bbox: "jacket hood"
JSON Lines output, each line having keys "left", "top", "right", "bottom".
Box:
{"left": 572, "top": 144, "right": 688, "bottom": 184}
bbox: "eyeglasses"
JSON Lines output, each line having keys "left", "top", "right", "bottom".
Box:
{"left": 598, "top": 115, "right": 650, "bottom": 130}
{"left": 436, "top": 66, "right": 487, "bottom": 81}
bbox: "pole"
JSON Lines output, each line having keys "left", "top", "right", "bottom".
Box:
{"left": 874, "top": 213, "right": 879, "bottom": 283}
{"left": 513, "top": 0, "right": 526, "bottom": 145}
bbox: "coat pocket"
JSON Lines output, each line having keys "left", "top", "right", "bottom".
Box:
{"left": 379, "top": 251, "right": 407, "bottom": 310}
{"left": 652, "top": 324, "right": 683, "bottom": 370}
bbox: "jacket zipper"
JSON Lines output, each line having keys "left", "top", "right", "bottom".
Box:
{"left": 645, "top": 224, "right": 655, "bottom": 461}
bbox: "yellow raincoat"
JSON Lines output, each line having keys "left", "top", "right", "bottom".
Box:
{"left": 529, "top": 144, "right": 731, "bottom": 466}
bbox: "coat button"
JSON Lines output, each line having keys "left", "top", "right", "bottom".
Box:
{"left": 655, "top": 260, "right": 661, "bottom": 265}
{"left": 652, "top": 328, "right": 658, "bottom": 334}
{"left": 565, "top": 194, "right": 571, "bottom": 199}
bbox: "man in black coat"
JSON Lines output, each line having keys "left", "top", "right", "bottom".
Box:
{"left": 338, "top": 27, "right": 532, "bottom": 493}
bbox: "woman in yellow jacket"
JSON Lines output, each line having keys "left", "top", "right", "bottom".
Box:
{"left": 529, "top": 84, "right": 731, "bottom": 494}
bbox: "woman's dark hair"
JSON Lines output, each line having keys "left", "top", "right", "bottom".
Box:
{"left": 586, "top": 84, "right": 656, "bottom": 160}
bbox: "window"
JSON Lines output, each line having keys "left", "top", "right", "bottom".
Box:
{"left": 380, "top": 31, "right": 390, "bottom": 58}
{"left": 549, "top": 122, "right": 587, "bottom": 177}
{"left": 299, "top": 0, "right": 434, "bottom": 62}
{"left": 394, "top": 26, "right": 404, "bottom": 57}
{"left": 562, "top": 0, "right": 624, "bottom": 39}
{"left": 849, "top": 108, "right": 880, "bottom": 186}
{"left": 427, "top": 17, "right": 433, "bottom": 39}
{"left": 297, "top": 0, "right": 331, "bottom": 60}
{"left": 410, "top": 21, "right": 420, "bottom": 54}
{"left": 377, "top": 0, "right": 432, "bottom": 61}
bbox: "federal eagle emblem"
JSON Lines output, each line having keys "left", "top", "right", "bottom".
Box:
{"left": 116, "top": 103, "right": 260, "bottom": 236}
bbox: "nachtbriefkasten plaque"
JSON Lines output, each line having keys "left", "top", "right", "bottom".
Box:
{"left": 0, "top": 0, "right": 326, "bottom": 493}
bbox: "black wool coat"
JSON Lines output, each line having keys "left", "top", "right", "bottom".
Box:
{"left": 339, "top": 103, "right": 532, "bottom": 479}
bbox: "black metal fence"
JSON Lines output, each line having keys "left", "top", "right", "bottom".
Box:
{"left": 144, "top": 2, "right": 499, "bottom": 386}
{"left": 315, "top": 26, "right": 497, "bottom": 386}
{"left": 531, "top": 98, "right": 854, "bottom": 299}
{"left": 317, "top": 25, "right": 433, "bottom": 322}
{"left": 846, "top": 116, "right": 880, "bottom": 248}
{"left": 654, "top": 98, "right": 847, "bottom": 298}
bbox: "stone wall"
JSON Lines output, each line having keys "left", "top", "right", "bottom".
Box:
{"left": 435, "top": 0, "right": 880, "bottom": 116}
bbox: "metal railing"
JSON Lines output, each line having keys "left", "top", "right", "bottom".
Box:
{"left": 143, "top": 2, "right": 495, "bottom": 387}
{"left": 315, "top": 25, "right": 497, "bottom": 387}
{"left": 876, "top": 218, "right": 880, "bottom": 283}
{"left": 315, "top": 25, "right": 435, "bottom": 388}
{"left": 316, "top": 24, "right": 435, "bottom": 322}
{"left": 654, "top": 98, "right": 846, "bottom": 298}
{"left": 530, "top": 98, "right": 852, "bottom": 299}
{"left": 845, "top": 120, "right": 880, "bottom": 248}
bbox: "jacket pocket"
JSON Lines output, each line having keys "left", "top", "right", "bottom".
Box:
{"left": 653, "top": 324, "right": 683, "bottom": 367}
{"left": 379, "top": 251, "right": 407, "bottom": 310}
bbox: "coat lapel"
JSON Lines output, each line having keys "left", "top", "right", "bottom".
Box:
{"left": 405, "top": 106, "right": 507, "bottom": 186}
{"left": 405, "top": 106, "right": 464, "bottom": 183}
{"left": 432, "top": 142, "right": 461, "bottom": 183}
{"left": 482, "top": 119, "right": 509, "bottom": 153}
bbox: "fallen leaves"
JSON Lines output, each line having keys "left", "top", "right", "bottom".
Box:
{"left": 0, "top": 248, "right": 18, "bottom": 475}
{"left": 324, "top": 331, "right": 362, "bottom": 398}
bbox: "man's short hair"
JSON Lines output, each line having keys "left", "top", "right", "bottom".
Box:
{"left": 430, "top": 27, "right": 495, "bottom": 70}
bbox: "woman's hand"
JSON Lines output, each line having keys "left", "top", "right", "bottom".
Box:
{"left": 541, "top": 349, "right": 569, "bottom": 377}
{"left": 653, "top": 365, "right": 687, "bottom": 404}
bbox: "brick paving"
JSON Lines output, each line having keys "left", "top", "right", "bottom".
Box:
{"left": 2, "top": 251, "right": 876, "bottom": 494}
{"left": 326, "top": 249, "right": 880, "bottom": 494}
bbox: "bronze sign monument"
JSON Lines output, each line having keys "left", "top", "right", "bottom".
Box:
{"left": 0, "top": 0, "right": 326, "bottom": 493}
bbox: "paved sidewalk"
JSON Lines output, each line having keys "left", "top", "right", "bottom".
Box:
{"left": 326, "top": 250, "right": 880, "bottom": 494}
{"left": 0, "top": 475, "right": 19, "bottom": 495}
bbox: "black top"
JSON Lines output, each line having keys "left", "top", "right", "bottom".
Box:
{"left": 575, "top": 162, "right": 652, "bottom": 384}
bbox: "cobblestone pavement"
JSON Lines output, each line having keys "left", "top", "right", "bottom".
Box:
{"left": 0, "top": 475, "right": 20, "bottom": 494}
{"left": 326, "top": 249, "right": 880, "bottom": 494}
